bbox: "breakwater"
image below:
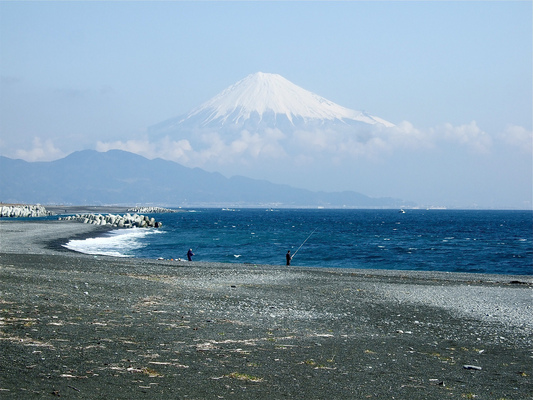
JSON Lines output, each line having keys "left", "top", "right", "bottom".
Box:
{"left": 0, "top": 204, "right": 51, "bottom": 218}
{"left": 58, "top": 213, "right": 162, "bottom": 228}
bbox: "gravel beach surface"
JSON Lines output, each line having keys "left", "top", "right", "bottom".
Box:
{"left": 1, "top": 219, "right": 532, "bottom": 399}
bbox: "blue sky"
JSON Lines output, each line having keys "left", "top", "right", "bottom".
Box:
{"left": 1, "top": 1, "right": 531, "bottom": 208}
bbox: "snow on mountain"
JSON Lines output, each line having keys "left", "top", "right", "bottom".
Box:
{"left": 151, "top": 72, "right": 394, "bottom": 133}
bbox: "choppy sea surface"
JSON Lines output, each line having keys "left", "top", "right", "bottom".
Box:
{"left": 63, "top": 209, "right": 532, "bottom": 276}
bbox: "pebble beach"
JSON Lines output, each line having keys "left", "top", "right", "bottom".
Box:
{"left": 0, "top": 218, "right": 531, "bottom": 399}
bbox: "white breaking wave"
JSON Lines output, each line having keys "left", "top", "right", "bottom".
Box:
{"left": 63, "top": 228, "right": 162, "bottom": 257}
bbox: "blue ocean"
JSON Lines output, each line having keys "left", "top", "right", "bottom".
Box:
{"left": 64, "top": 209, "right": 533, "bottom": 276}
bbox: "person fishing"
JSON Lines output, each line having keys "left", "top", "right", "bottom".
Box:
{"left": 287, "top": 228, "right": 317, "bottom": 266}
{"left": 187, "top": 248, "right": 194, "bottom": 261}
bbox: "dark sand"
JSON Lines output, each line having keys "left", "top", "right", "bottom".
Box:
{"left": 0, "top": 219, "right": 531, "bottom": 399}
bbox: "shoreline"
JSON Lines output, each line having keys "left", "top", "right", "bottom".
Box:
{"left": 1, "top": 218, "right": 531, "bottom": 281}
{"left": 1, "top": 219, "right": 532, "bottom": 399}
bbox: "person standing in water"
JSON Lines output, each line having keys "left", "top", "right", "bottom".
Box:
{"left": 286, "top": 250, "right": 292, "bottom": 266}
{"left": 187, "top": 248, "right": 194, "bottom": 261}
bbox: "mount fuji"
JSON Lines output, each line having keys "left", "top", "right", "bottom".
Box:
{"left": 138, "top": 72, "right": 403, "bottom": 204}
{"left": 150, "top": 72, "right": 394, "bottom": 139}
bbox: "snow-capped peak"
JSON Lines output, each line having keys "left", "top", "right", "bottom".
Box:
{"left": 182, "top": 72, "right": 394, "bottom": 127}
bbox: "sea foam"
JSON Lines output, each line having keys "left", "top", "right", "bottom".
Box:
{"left": 63, "top": 228, "right": 162, "bottom": 257}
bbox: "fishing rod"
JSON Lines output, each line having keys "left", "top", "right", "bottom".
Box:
{"left": 291, "top": 228, "right": 317, "bottom": 259}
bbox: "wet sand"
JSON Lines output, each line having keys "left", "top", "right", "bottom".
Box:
{"left": 0, "top": 219, "right": 531, "bottom": 399}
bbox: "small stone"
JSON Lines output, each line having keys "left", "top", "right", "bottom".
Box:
{"left": 463, "top": 365, "right": 482, "bottom": 370}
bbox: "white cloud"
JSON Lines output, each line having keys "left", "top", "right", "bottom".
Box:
{"left": 96, "top": 139, "right": 150, "bottom": 156}
{"left": 431, "top": 121, "right": 492, "bottom": 153}
{"left": 388, "top": 121, "right": 435, "bottom": 150}
{"left": 193, "top": 129, "right": 287, "bottom": 165}
{"left": 14, "top": 137, "right": 66, "bottom": 161}
{"left": 94, "top": 120, "right": 521, "bottom": 173}
{"left": 96, "top": 138, "right": 193, "bottom": 162}
{"left": 96, "top": 128, "right": 287, "bottom": 167}
{"left": 500, "top": 124, "right": 532, "bottom": 153}
{"left": 235, "top": 128, "right": 286, "bottom": 159}
{"left": 290, "top": 122, "right": 433, "bottom": 160}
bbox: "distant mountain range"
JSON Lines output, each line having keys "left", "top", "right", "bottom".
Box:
{"left": 1, "top": 74, "right": 410, "bottom": 208}
{"left": 0, "top": 150, "right": 413, "bottom": 208}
